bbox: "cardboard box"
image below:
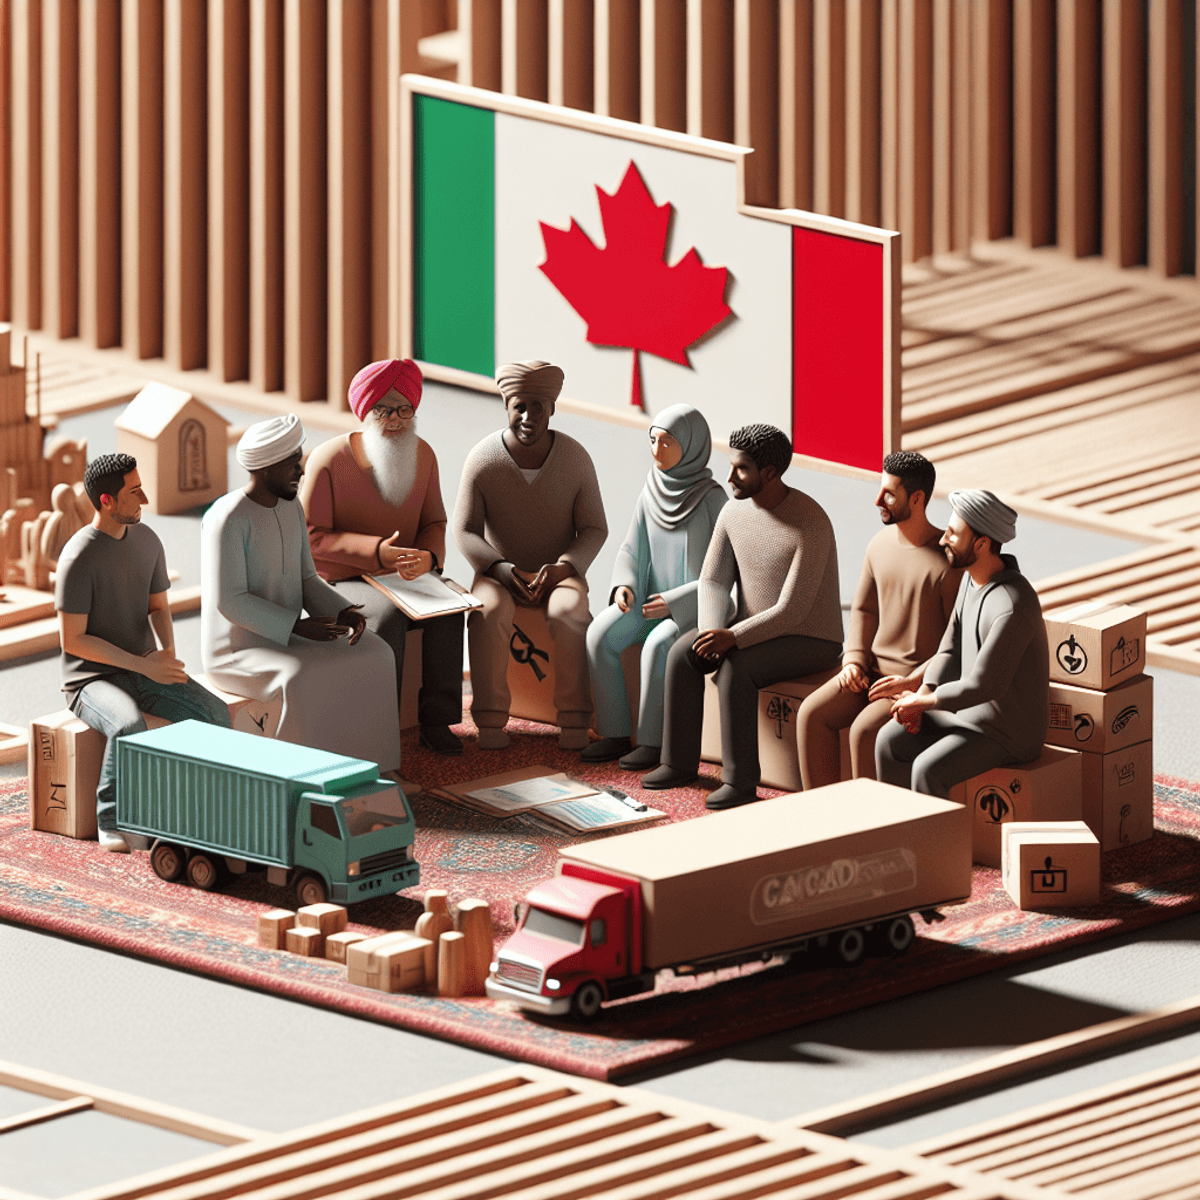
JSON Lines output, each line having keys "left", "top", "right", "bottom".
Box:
{"left": 257, "top": 909, "right": 296, "bottom": 950}
{"left": 559, "top": 780, "right": 971, "bottom": 970}
{"left": 346, "top": 932, "right": 431, "bottom": 992}
{"left": 700, "top": 669, "right": 846, "bottom": 791}
{"left": 1080, "top": 739, "right": 1154, "bottom": 851}
{"left": 285, "top": 926, "right": 324, "bottom": 957}
{"left": 196, "top": 676, "right": 282, "bottom": 739}
{"left": 1046, "top": 674, "right": 1153, "bottom": 755}
{"left": 296, "top": 903, "right": 348, "bottom": 938}
{"left": 1045, "top": 602, "right": 1147, "bottom": 690}
{"left": 1002, "top": 821, "right": 1101, "bottom": 909}
{"left": 325, "top": 930, "right": 368, "bottom": 964}
{"left": 949, "top": 745, "right": 1082, "bottom": 868}
{"left": 505, "top": 605, "right": 594, "bottom": 727}
{"left": 28, "top": 711, "right": 104, "bottom": 840}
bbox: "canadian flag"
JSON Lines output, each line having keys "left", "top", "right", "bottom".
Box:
{"left": 404, "top": 79, "right": 898, "bottom": 473}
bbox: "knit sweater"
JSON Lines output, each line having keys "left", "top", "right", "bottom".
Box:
{"left": 696, "top": 488, "right": 843, "bottom": 649}
{"left": 300, "top": 432, "right": 447, "bottom": 582}
{"left": 453, "top": 430, "right": 607, "bottom": 576}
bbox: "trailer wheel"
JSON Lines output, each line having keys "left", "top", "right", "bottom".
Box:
{"left": 150, "top": 842, "right": 186, "bottom": 883}
{"left": 880, "top": 915, "right": 915, "bottom": 955}
{"left": 832, "top": 927, "right": 866, "bottom": 966}
{"left": 571, "top": 981, "right": 605, "bottom": 1022}
{"left": 186, "top": 852, "right": 221, "bottom": 891}
{"left": 294, "top": 873, "right": 328, "bottom": 907}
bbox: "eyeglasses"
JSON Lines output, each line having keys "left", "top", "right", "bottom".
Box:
{"left": 372, "top": 403, "right": 414, "bottom": 422}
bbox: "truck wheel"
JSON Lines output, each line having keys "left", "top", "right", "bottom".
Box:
{"left": 881, "top": 915, "right": 915, "bottom": 955}
{"left": 832, "top": 928, "right": 866, "bottom": 967}
{"left": 294, "top": 873, "right": 328, "bottom": 907}
{"left": 571, "top": 981, "right": 605, "bottom": 1022}
{"left": 186, "top": 852, "right": 221, "bottom": 891}
{"left": 150, "top": 842, "right": 186, "bottom": 883}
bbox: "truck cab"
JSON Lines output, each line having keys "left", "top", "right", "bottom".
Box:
{"left": 486, "top": 875, "right": 637, "bottom": 1019}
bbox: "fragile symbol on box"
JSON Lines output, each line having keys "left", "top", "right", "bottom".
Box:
{"left": 1116, "top": 760, "right": 1136, "bottom": 787}
{"left": 766, "top": 696, "right": 794, "bottom": 740}
{"left": 1111, "top": 705, "right": 1139, "bottom": 735}
{"left": 1119, "top": 803, "right": 1132, "bottom": 844}
{"left": 1030, "top": 856, "right": 1068, "bottom": 893}
{"left": 510, "top": 624, "right": 549, "bottom": 682}
{"left": 1110, "top": 636, "right": 1139, "bottom": 677}
{"left": 976, "top": 785, "right": 1012, "bottom": 824}
{"left": 1056, "top": 635, "right": 1088, "bottom": 676}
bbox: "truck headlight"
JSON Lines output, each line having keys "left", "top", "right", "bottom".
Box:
{"left": 348, "top": 861, "right": 360, "bottom": 877}
{"left": 545, "top": 978, "right": 561, "bottom": 991}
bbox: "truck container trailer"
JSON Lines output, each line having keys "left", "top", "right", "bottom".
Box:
{"left": 116, "top": 721, "right": 419, "bottom": 906}
{"left": 487, "top": 779, "right": 970, "bottom": 1019}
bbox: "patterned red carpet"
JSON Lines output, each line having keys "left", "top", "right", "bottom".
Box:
{"left": 2, "top": 721, "right": 1198, "bottom": 1080}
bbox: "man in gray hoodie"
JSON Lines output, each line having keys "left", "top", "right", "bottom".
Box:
{"left": 875, "top": 489, "right": 1049, "bottom": 798}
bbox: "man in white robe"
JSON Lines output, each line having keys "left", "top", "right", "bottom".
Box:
{"left": 201, "top": 414, "right": 401, "bottom": 770}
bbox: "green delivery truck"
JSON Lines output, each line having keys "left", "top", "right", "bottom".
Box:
{"left": 115, "top": 721, "right": 419, "bottom": 907}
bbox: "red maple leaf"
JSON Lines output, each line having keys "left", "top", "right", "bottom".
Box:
{"left": 539, "top": 162, "right": 732, "bottom": 408}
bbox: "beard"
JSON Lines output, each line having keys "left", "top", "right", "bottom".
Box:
{"left": 113, "top": 510, "right": 141, "bottom": 525}
{"left": 361, "top": 419, "right": 420, "bottom": 508}
{"left": 944, "top": 542, "right": 977, "bottom": 570}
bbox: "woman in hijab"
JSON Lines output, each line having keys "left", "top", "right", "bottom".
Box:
{"left": 583, "top": 404, "right": 727, "bottom": 769}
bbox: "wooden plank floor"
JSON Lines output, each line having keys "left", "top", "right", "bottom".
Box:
{"left": 903, "top": 242, "right": 1200, "bottom": 676}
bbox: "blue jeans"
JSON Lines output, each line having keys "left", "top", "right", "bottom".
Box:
{"left": 68, "top": 672, "right": 233, "bottom": 833}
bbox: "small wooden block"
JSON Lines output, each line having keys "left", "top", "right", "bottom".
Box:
{"left": 297, "top": 903, "right": 348, "bottom": 937}
{"left": 0, "top": 723, "right": 27, "bottom": 764}
{"left": 285, "top": 926, "right": 325, "bottom": 957}
{"left": 438, "top": 931, "right": 465, "bottom": 998}
{"left": 455, "top": 899, "right": 494, "bottom": 997}
{"left": 257, "top": 909, "right": 296, "bottom": 950}
{"left": 346, "top": 935, "right": 430, "bottom": 992}
{"left": 324, "top": 930, "right": 368, "bottom": 964}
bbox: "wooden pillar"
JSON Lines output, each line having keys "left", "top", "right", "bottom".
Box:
{"left": 1102, "top": 0, "right": 1144, "bottom": 267}
{"left": 845, "top": 0, "right": 880, "bottom": 226}
{"left": 164, "top": 0, "right": 207, "bottom": 370}
{"left": 687, "top": 0, "right": 733, "bottom": 142}
{"left": 209, "top": 0, "right": 249, "bottom": 382}
{"left": 641, "top": 0, "right": 686, "bottom": 131}
{"left": 594, "top": 0, "right": 638, "bottom": 121}
{"left": 78, "top": 0, "right": 120, "bottom": 348}
{"left": 250, "top": 0, "right": 283, "bottom": 392}
{"left": 284, "top": 0, "right": 326, "bottom": 401}
{"left": 950, "top": 0, "right": 972, "bottom": 250}
{"left": 931, "top": 0, "right": 956, "bottom": 251}
{"left": 898, "top": 0, "right": 932, "bottom": 261}
{"left": 11, "top": 0, "right": 41, "bottom": 332}
{"left": 0, "top": 1, "right": 10, "bottom": 325}
{"left": 879, "top": 0, "right": 898, "bottom": 231}
{"left": 327, "top": 0, "right": 370, "bottom": 408}
{"left": 548, "top": 0, "right": 593, "bottom": 111}
{"left": 502, "top": 0, "right": 547, "bottom": 102}
{"left": 813, "top": 0, "right": 845, "bottom": 217}
{"left": 459, "top": 0, "right": 502, "bottom": 91}
{"left": 121, "top": 0, "right": 162, "bottom": 360}
{"left": 41, "top": 0, "right": 78, "bottom": 338}
{"left": 371, "top": 0, "right": 399, "bottom": 359}
{"left": 1013, "top": 0, "right": 1054, "bottom": 247}
{"left": 735, "top": 0, "right": 779, "bottom": 208}
{"left": 972, "top": 0, "right": 1011, "bottom": 241}
{"left": 1057, "top": 0, "right": 1099, "bottom": 257}
{"left": 1148, "top": 0, "right": 1182, "bottom": 276}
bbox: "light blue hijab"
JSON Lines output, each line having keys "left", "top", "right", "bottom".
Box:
{"left": 640, "top": 404, "right": 724, "bottom": 531}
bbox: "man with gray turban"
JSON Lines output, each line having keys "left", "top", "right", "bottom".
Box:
{"left": 201, "top": 414, "right": 402, "bottom": 770}
{"left": 453, "top": 361, "right": 607, "bottom": 750}
{"left": 876, "top": 488, "right": 1049, "bottom": 798}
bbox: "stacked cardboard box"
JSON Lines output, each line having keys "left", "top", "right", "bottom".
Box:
{"left": 1043, "top": 602, "right": 1153, "bottom": 852}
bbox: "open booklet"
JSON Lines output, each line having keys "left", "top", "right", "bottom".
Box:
{"left": 363, "top": 571, "right": 483, "bottom": 620}
{"left": 430, "top": 766, "right": 665, "bottom": 833}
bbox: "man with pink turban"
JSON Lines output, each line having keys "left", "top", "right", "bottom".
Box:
{"left": 300, "top": 359, "right": 464, "bottom": 756}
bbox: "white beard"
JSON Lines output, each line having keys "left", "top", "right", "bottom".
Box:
{"left": 361, "top": 420, "right": 419, "bottom": 508}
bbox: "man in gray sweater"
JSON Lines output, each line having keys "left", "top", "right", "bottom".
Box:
{"left": 876, "top": 489, "right": 1049, "bottom": 798}
{"left": 641, "top": 424, "right": 843, "bottom": 809}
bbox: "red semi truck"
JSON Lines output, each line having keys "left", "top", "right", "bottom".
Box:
{"left": 486, "top": 780, "right": 971, "bottom": 1020}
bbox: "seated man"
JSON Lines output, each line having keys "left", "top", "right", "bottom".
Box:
{"left": 876, "top": 489, "right": 1049, "bottom": 798}
{"left": 201, "top": 414, "right": 401, "bottom": 771}
{"left": 642, "top": 424, "right": 843, "bottom": 809}
{"left": 56, "top": 453, "right": 232, "bottom": 852}
{"left": 798, "top": 450, "right": 961, "bottom": 789}
{"left": 453, "top": 360, "right": 607, "bottom": 750}
{"left": 300, "top": 358, "right": 464, "bottom": 757}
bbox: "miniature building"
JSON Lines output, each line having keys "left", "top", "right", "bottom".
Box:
{"left": 115, "top": 382, "right": 229, "bottom": 514}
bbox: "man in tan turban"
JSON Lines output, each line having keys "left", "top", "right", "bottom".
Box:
{"left": 453, "top": 361, "right": 607, "bottom": 749}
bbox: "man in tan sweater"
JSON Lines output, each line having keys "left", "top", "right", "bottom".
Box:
{"left": 797, "top": 451, "right": 962, "bottom": 789}
{"left": 453, "top": 361, "right": 607, "bottom": 750}
{"left": 641, "top": 424, "right": 843, "bottom": 809}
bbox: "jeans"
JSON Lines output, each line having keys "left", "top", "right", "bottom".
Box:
{"left": 69, "top": 672, "right": 232, "bottom": 833}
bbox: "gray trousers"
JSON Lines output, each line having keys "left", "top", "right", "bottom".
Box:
{"left": 875, "top": 710, "right": 1018, "bottom": 799}
{"left": 661, "top": 633, "right": 842, "bottom": 790}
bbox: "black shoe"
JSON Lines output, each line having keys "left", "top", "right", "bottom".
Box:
{"left": 419, "top": 725, "right": 464, "bottom": 756}
{"left": 580, "top": 736, "right": 633, "bottom": 763}
{"left": 619, "top": 744, "right": 660, "bottom": 770}
{"left": 640, "top": 764, "right": 698, "bottom": 790}
{"left": 705, "top": 784, "right": 759, "bottom": 810}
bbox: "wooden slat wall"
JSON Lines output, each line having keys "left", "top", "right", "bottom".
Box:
{"left": 4, "top": 0, "right": 1200, "bottom": 398}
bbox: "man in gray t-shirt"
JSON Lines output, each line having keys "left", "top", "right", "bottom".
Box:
{"left": 55, "top": 453, "right": 231, "bottom": 851}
